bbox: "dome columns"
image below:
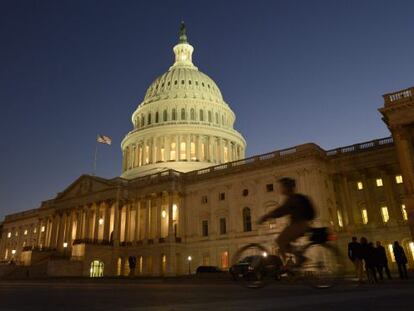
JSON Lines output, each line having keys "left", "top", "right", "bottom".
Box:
{"left": 121, "top": 133, "right": 245, "bottom": 176}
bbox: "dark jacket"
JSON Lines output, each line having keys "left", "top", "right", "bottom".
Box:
{"left": 393, "top": 245, "right": 408, "bottom": 264}
{"left": 264, "top": 194, "right": 315, "bottom": 223}
{"left": 361, "top": 243, "right": 377, "bottom": 268}
{"left": 375, "top": 245, "right": 388, "bottom": 266}
{"left": 348, "top": 242, "right": 362, "bottom": 261}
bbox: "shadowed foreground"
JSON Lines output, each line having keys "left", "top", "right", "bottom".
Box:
{"left": 0, "top": 278, "right": 412, "bottom": 311}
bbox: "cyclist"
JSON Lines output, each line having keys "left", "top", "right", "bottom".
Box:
{"left": 257, "top": 177, "right": 316, "bottom": 267}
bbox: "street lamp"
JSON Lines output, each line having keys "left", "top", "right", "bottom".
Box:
{"left": 187, "top": 255, "right": 192, "bottom": 275}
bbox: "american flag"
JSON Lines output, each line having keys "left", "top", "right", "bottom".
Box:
{"left": 97, "top": 135, "right": 112, "bottom": 145}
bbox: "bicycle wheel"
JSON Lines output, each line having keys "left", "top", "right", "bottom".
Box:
{"left": 230, "top": 243, "right": 272, "bottom": 289}
{"left": 301, "top": 243, "right": 343, "bottom": 289}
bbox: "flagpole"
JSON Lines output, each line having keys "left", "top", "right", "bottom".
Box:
{"left": 93, "top": 139, "right": 98, "bottom": 176}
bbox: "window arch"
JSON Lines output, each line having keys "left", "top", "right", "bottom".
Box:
{"left": 141, "top": 115, "right": 145, "bottom": 127}
{"left": 155, "top": 111, "right": 159, "bottom": 123}
{"left": 163, "top": 109, "right": 168, "bottom": 121}
{"left": 148, "top": 113, "right": 152, "bottom": 125}
{"left": 200, "top": 109, "right": 204, "bottom": 121}
{"left": 172, "top": 109, "right": 177, "bottom": 121}
{"left": 90, "top": 260, "right": 104, "bottom": 277}
{"left": 242, "top": 207, "right": 252, "bottom": 232}
{"left": 215, "top": 112, "right": 219, "bottom": 124}
{"left": 181, "top": 108, "right": 186, "bottom": 120}
{"left": 190, "top": 108, "right": 195, "bottom": 121}
{"left": 208, "top": 111, "right": 212, "bottom": 122}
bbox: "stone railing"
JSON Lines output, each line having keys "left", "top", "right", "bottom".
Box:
{"left": 4, "top": 208, "right": 39, "bottom": 221}
{"left": 326, "top": 137, "right": 393, "bottom": 157}
{"left": 383, "top": 87, "right": 413, "bottom": 105}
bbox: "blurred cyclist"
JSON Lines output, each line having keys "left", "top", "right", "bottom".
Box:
{"left": 257, "top": 177, "right": 315, "bottom": 267}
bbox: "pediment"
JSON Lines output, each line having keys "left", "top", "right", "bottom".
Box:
{"left": 55, "top": 175, "right": 115, "bottom": 201}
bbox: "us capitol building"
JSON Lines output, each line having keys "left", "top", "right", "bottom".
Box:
{"left": 1, "top": 24, "right": 414, "bottom": 278}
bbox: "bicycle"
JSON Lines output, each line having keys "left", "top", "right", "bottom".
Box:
{"left": 230, "top": 227, "right": 344, "bottom": 289}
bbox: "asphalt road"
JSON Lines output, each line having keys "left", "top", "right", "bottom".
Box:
{"left": 0, "top": 278, "right": 412, "bottom": 311}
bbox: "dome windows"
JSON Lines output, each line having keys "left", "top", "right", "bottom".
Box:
{"left": 163, "top": 110, "right": 168, "bottom": 121}
{"left": 172, "top": 109, "right": 177, "bottom": 120}
{"left": 190, "top": 108, "right": 195, "bottom": 121}
{"left": 155, "top": 112, "right": 159, "bottom": 123}
{"left": 200, "top": 110, "right": 204, "bottom": 121}
{"left": 181, "top": 80, "right": 185, "bottom": 85}
{"left": 148, "top": 113, "right": 152, "bottom": 125}
{"left": 181, "top": 108, "right": 186, "bottom": 120}
{"left": 174, "top": 80, "right": 178, "bottom": 85}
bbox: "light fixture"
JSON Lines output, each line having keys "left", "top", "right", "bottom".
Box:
{"left": 41, "top": 226, "right": 45, "bottom": 232}
{"left": 187, "top": 255, "right": 192, "bottom": 261}
{"left": 63, "top": 242, "right": 68, "bottom": 248}
{"left": 11, "top": 249, "right": 16, "bottom": 255}
{"left": 99, "top": 218, "right": 104, "bottom": 225}
{"left": 262, "top": 252, "right": 268, "bottom": 258}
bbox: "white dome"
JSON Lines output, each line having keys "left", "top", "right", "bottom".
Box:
{"left": 121, "top": 23, "right": 246, "bottom": 179}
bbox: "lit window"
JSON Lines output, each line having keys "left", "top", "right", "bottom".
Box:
{"left": 357, "top": 182, "right": 364, "bottom": 190}
{"left": 24, "top": 230, "right": 28, "bottom": 235}
{"left": 362, "top": 209, "right": 368, "bottom": 224}
{"left": 337, "top": 210, "right": 343, "bottom": 227}
{"left": 388, "top": 244, "right": 395, "bottom": 262}
{"left": 145, "top": 145, "right": 149, "bottom": 164}
{"left": 395, "top": 175, "right": 403, "bottom": 184}
{"left": 15, "top": 232, "right": 18, "bottom": 237}
{"left": 160, "top": 147, "right": 165, "bottom": 161}
{"left": 33, "top": 228, "right": 37, "bottom": 234}
{"left": 402, "top": 204, "right": 408, "bottom": 221}
{"left": 7, "top": 232, "right": 11, "bottom": 238}
{"left": 223, "top": 146, "right": 228, "bottom": 162}
{"left": 409, "top": 242, "right": 414, "bottom": 261}
{"left": 170, "top": 142, "right": 176, "bottom": 160}
{"left": 41, "top": 226, "right": 45, "bottom": 232}
{"left": 11, "top": 249, "right": 16, "bottom": 255}
{"left": 172, "top": 204, "right": 178, "bottom": 221}
{"left": 376, "top": 178, "right": 383, "bottom": 187}
{"left": 180, "top": 142, "right": 186, "bottom": 160}
{"left": 190, "top": 142, "right": 196, "bottom": 160}
{"left": 381, "top": 206, "right": 389, "bottom": 223}
{"left": 98, "top": 218, "right": 104, "bottom": 225}
{"left": 161, "top": 210, "right": 167, "bottom": 218}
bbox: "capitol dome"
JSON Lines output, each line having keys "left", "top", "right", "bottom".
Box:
{"left": 121, "top": 23, "right": 246, "bottom": 178}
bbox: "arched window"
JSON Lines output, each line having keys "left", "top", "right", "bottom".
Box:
{"left": 90, "top": 260, "right": 104, "bottom": 277}
{"left": 172, "top": 109, "right": 177, "bottom": 121}
{"left": 208, "top": 111, "right": 212, "bottom": 122}
{"left": 155, "top": 111, "right": 159, "bottom": 123}
{"left": 181, "top": 108, "right": 186, "bottom": 120}
{"left": 148, "top": 113, "right": 152, "bottom": 125}
{"left": 200, "top": 109, "right": 204, "bottom": 121}
{"left": 243, "top": 207, "right": 252, "bottom": 232}
{"left": 222, "top": 115, "right": 224, "bottom": 125}
{"left": 215, "top": 112, "right": 219, "bottom": 124}
{"left": 163, "top": 110, "right": 168, "bottom": 121}
{"left": 190, "top": 108, "right": 195, "bottom": 121}
{"left": 141, "top": 115, "right": 145, "bottom": 127}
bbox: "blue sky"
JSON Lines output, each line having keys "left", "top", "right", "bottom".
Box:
{"left": 1, "top": 0, "right": 413, "bottom": 219}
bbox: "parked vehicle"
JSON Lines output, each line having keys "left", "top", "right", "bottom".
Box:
{"left": 230, "top": 255, "right": 283, "bottom": 281}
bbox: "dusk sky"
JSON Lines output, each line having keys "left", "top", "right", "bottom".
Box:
{"left": 1, "top": 0, "right": 413, "bottom": 220}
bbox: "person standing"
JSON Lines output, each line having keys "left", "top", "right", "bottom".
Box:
{"left": 375, "top": 241, "right": 391, "bottom": 280}
{"left": 348, "top": 236, "right": 363, "bottom": 282}
{"left": 363, "top": 241, "right": 378, "bottom": 283}
{"left": 393, "top": 241, "right": 408, "bottom": 279}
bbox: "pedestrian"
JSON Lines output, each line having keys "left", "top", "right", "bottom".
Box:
{"left": 393, "top": 241, "right": 408, "bottom": 279}
{"left": 348, "top": 236, "right": 363, "bottom": 282}
{"left": 364, "top": 241, "right": 378, "bottom": 283}
{"left": 375, "top": 241, "right": 391, "bottom": 280}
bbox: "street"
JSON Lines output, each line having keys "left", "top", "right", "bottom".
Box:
{"left": 0, "top": 278, "right": 412, "bottom": 311}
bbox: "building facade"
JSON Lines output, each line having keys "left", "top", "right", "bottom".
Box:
{"left": 1, "top": 25, "right": 414, "bottom": 278}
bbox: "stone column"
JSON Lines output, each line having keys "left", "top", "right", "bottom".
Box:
{"left": 93, "top": 203, "right": 100, "bottom": 241}
{"left": 167, "top": 192, "right": 174, "bottom": 240}
{"left": 135, "top": 200, "right": 141, "bottom": 241}
{"left": 186, "top": 135, "right": 191, "bottom": 160}
{"left": 383, "top": 173, "right": 401, "bottom": 223}
{"left": 152, "top": 137, "right": 157, "bottom": 163}
{"left": 103, "top": 202, "right": 111, "bottom": 241}
{"left": 361, "top": 174, "right": 380, "bottom": 225}
{"left": 156, "top": 195, "right": 162, "bottom": 239}
{"left": 339, "top": 175, "right": 356, "bottom": 227}
{"left": 113, "top": 201, "right": 120, "bottom": 246}
{"left": 57, "top": 213, "right": 66, "bottom": 250}
{"left": 176, "top": 135, "right": 180, "bottom": 161}
{"left": 76, "top": 209, "right": 83, "bottom": 239}
{"left": 195, "top": 135, "right": 200, "bottom": 161}
{"left": 64, "top": 211, "right": 72, "bottom": 245}
{"left": 165, "top": 136, "right": 171, "bottom": 161}
{"left": 125, "top": 203, "right": 131, "bottom": 242}
{"left": 84, "top": 206, "right": 91, "bottom": 240}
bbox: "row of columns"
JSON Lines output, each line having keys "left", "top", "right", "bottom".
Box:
{"left": 123, "top": 135, "right": 243, "bottom": 171}
{"left": 35, "top": 192, "right": 180, "bottom": 251}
